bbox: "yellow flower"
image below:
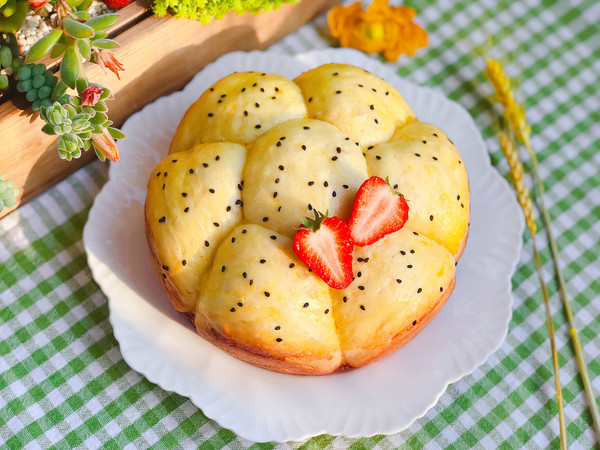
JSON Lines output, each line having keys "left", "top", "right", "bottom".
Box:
{"left": 328, "top": 0, "right": 428, "bottom": 62}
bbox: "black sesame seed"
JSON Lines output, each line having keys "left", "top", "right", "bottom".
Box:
{"left": 272, "top": 96, "right": 276, "bottom": 100}
{"left": 358, "top": 84, "right": 363, "bottom": 87}
{"left": 333, "top": 72, "right": 338, "bottom": 76}
{"left": 276, "top": 338, "right": 282, "bottom": 342}
{"left": 278, "top": 206, "right": 282, "bottom": 212}
{"left": 433, "top": 156, "right": 438, "bottom": 161}
{"left": 255, "top": 124, "right": 261, "bottom": 129}
{"left": 324, "top": 309, "right": 329, "bottom": 314}
{"left": 279, "top": 165, "right": 284, "bottom": 170}
{"left": 182, "top": 192, "right": 187, "bottom": 197}
{"left": 308, "top": 97, "right": 313, "bottom": 103}
{"left": 303, "top": 126, "right": 310, "bottom": 130}
{"left": 324, "top": 181, "right": 329, "bottom": 187}
{"left": 374, "top": 119, "right": 379, "bottom": 124}
{"left": 158, "top": 216, "right": 166, "bottom": 223}
{"left": 249, "top": 279, "right": 254, "bottom": 285}
{"left": 410, "top": 249, "right": 415, "bottom": 254}
{"left": 394, "top": 184, "right": 398, "bottom": 189}
{"left": 184, "top": 207, "right": 189, "bottom": 213}
{"left": 264, "top": 291, "right": 270, "bottom": 297}
{"left": 343, "top": 296, "right": 348, "bottom": 303}
{"left": 252, "top": 83, "right": 257, "bottom": 87}
{"left": 231, "top": 237, "right": 235, "bottom": 243}
{"left": 260, "top": 259, "right": 266, "bottom": 264}
{"left": 308, "top": 181, "right": 314, "bottom": 186}
{"left": 203, "top": 163, "right": 209, "bottom": 168}
{"left": 332, "top": 191, "right": 337, "bottom": 197}
{"left": 217, "top": 100, "right": 222, "bottom": 103}
{"left": 209, "top": 88, "right": 214, "bottom": 91}
{"left": 236, "top": 199, "right": 241, "bottom": 205}
{"left": 162, "top": 184, "right": 165, "bottom": 190}
{"left": 275, "top": 87, "right": 279, "bottom": 92}
{"left": 182, "top": 260, "right": 187, "bottom": 266}
{"left": 162, "top": 265, "right": 169, "bottom": 271}
{"left": 273, "top": 192, "right": 278, "bottom": 198}
{"left": 343, "top": 184, "right": 349, "bottom": 189}
{"left": 263, "top": 217, "right": 269, "bottom": 222}
{"left": 357, "top": 271, "right": 362, "bottom": 277}
{"left": 255, "top": 103, "right": 260, "bottom": 108}
{"left": 289, "top": 263, "right": 295, "bottom": 268}
{"left": 331, "top": 156, "right": 338, "bottom": 161}
{"left": 370, "top": 105, "right": 374, "bottom": 110}
{"left": 357, "top": 257, "right": 364, "bottom": 262}
{"left": 461, "top": 203, "right": 465, "bottom": 208}
{"left": 308, "top": 204, "right": 313, "bottom": 210}
{"left": 360, "top": 305, "right": 366, "bottom": 310}
{"left": 440, "top": 287, "right": 444, "bottom": 292}
{"left": 335, "top": 90, "right": 342, "bottom": 94}
{"left": 301, "top": 145, "right": 306, "bottom": 150}
{"left": 189, "top": 169, "right": 194, "bottom": 174}
{"left": 376, "top": 155, "right": 381, "bottom": 160}
{"left": 336, "top": 147, "right": 342, "bottom": 153}
{"left": 260, "top": 88, "right": 264, "bottom": 92}
{"left": 358, "top": 286, "right": 365, "bottom": 291}
{"left": 242, "top": 229, "right": 247, "bottom": 234}
{"left": 208, "top": 113, "right": 213, "bottom": 117}
{"left": 396, "top": 279, "right": 402, "bottom": 283}
{"left": 221, "top": 265, "right": 226, "bottom": 272}
{"left": 164, "top": 172, "right": 167, "bottom": 177}
{"left": 401, "top": 250, "right": 406, "bottom": 255}
{"left": 407, "top": 264, "right": 413, "bottom": 268}
{"left": 237, "top": 302, "right": 243, "bottom": 307}
{"left": 238, "top": 183, "right": 242, "bottom": 191}
{"left": 385, "top": 91, "right": 389, "bottom": 95}
{"left": 413, "top": 320, "right": 417, "bottom": 326}
{"left": 275, "top": 325, "right": 281, "bottom": 330}
{"left": 230, "top": 307, "right": 236, "bottom": 312}
{"left": 270, "top": 235, "right": 277, "bottom": 240}
{"left": 417, "top": 288, "right": 422, "bottom": 294}
{"left": 430, "top": 215, "right": 434, "bottom": 221}
{"left": 242, "top": 87, "right": 246, "bottom": 92}
{"left": 209, "top": 188, "right": 215, "bottom": 193}
{"left": 415, "top": 153, "right": 421, "bottom": 157}
{"left": 226, "top": 206, "right": 231, "bottom": 212}
{"left": 367, "top": 146, "right": 374, "bottom": 150}
{"left": 457, "top": 195, "right": 461, "bottom": 200}
{"left": 276, "top": 141, "right": 281, "bottom": 147}
{"left": 205, "top": 240, "right": 209, "bottom": 247}
{"left": 156, "top": 172, "right": 161, "bottom": 177}
{"left": 423, "top": 140, "right": 427, "bottom": 144}
{"left": 364, "top": 258, "right": 369, "bottom": 262}
{"left": 458, "top": 160, "right": 462, "bottom": 164}
{"left": 162, "top": 274, "right": 166, "bottom": 279}
{"left": 372, "top": 88, "right": 377, "bottom": 92}
{"left": 303, "top": 302, "right": 309, "bottom": 308}
{"left": 243, "top": 111, "right": 248, "bottom": 116}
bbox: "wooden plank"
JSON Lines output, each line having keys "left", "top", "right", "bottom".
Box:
{"left": 0, "top": 0, "right": 337, "bottom": 218}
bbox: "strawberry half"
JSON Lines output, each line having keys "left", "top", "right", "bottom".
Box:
{"left": 293, "top": 210, "right": 353, "bottom": 289}
{"left": 349, "top": 176, "right": 409, "bottom": 246}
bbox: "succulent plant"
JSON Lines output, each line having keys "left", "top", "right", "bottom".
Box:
{"left": 0, "top": 0, "right": 28, "bottom": 33}
{"left": 40, "top": 101, "right": 95, "bottom": 160}
{"left": 16, "top": 63, "right": 71, "bottom": 110}
{"left": 0, "top": 33, "right": 22, "bottom": 89}
{"left": 0, "top": 173, "right": 19, "bottom": 211}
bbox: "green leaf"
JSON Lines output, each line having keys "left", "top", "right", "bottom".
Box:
{"left": 0, "top": 74, "right": 8, "bottom": 90}
{"left": 73, "top": 10, "right": 91, "bottom": 20}
{"left": 85, "top": 14, "right": 119, "bottom": 32}
{"left": 94, "top": 101, "right": 107, "bottom": 112}
{"left": 26, "top": 28, "right": 63, "bottom": 62}
{"left": 0, "top": 45, "right": 12, "bottom": 68}
{"left": 51, "top": 80, "right": 68, "bottom": 101}
{"left": 60, "top": 46, "right": 79, "bottom": 88}
{"left": 16, "top": 65, "right": 31, "bottom": 80}
{"left": 42, "top": 123, "right": 55, "bottom": 135}
{"left": 91, "top": 39, "right": 119, "bottom": 50}
{"left": 108, "top": 127, "right": 125, "bottom": 140}
{"left": 2, "top": 0, "right": 17, "bottom": 17}
{"left": 77, "top": 38, "right": 91, "bottom": 60}
{"left": 0, "top": 0, "right": 28, "bottom": 33}
{"left": 90, "top": 112, "right": 106, "bottom": 124}
{"left": 65, "top": 0, "right": 84, "bottom": 9}
{"left": 50, "top": 43, "right": 66, "bottom": 59}
{"left": 63, "top": 17, "right": 95, "bottom": 39}
{"left": 75, "top": 77, "right": 88, "bottom": 93}
{"left": 91, "top": 31, "right": 107, "bottom": 40}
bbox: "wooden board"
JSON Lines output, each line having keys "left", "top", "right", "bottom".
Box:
{"left": 0, "top": 0, "right": 337, "bottom": 218}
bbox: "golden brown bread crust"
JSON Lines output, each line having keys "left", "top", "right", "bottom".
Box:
{"left": 343, "top": 276, "right": 456, "bottom": 368}
{"left": 194, "top": 323, "right": 341, "bottom": 376}
{"left": 145, "top": 198, "right": 195, "bottom": 321}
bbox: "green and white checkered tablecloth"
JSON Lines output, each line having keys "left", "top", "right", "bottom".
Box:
{"left": 1, "top": 0, "right": 599, "bottom": 447}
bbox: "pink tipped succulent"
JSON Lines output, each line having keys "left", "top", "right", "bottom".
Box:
{"left": 95, "top": 50, "right": 124, "bottom": 80}
{"left": 80, "top": 85, "right": 103, "bottom": 106}
{"left": 92, "top": 129, "right": 120, "bottom": 162}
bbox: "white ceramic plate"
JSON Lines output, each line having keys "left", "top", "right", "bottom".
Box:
{"left": 83, "top": 48, "right": 524, "bottom": 442}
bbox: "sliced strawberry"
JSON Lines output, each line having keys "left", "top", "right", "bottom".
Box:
{"left": 293, "top": 210, "right": 353, "bottom": 289}
{"left": 349, "top": 176, "right": 409, "bottom": 246}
